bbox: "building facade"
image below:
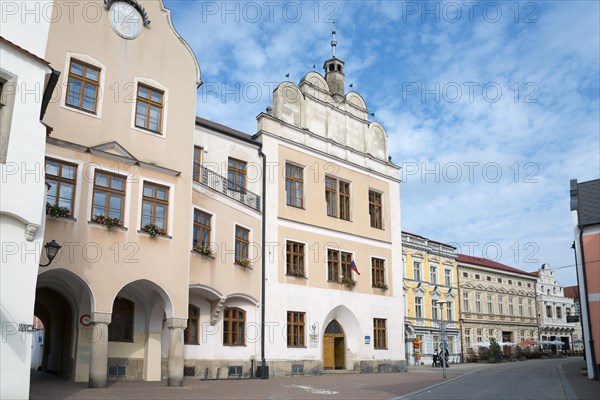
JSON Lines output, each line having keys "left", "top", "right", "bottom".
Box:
{"left": 457, "top": 255, "right": 539, "bottom": 360}
{"left": 255, "top": 42, "right": 405, "bottom": 375}
{"left": 563, "top": 285, "right": 585, "bottom": 350}
{"left": 402, "top": 232, "right": 460, "bottom": 366}
{"left": 36, "top": 0, "right": 201, "bottom": 387}
{"left": 0, "top": 2, "right": 56, "bottom": 398}
{"left": 533, "top": 264, "right": 577, "bottom": 349}
{"left": 570, "top": 178, "right": 600, "bottom": 379}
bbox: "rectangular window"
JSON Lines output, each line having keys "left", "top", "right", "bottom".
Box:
{"left": 487, "top": 276, "right": 492, "bottom": 281}
{"left": 193, "top": 146, "right": 202, "bottom": 182}
{"left": 475, "top": 274, "right": 480, "bottom": 279}
{"left": 415, "top": 297, "right": 423, "bottom": 318}
{"left": 463, "top": 292, "right": 470, "bottom": 312}
{"left": 235, "top": 226, "right": 250, "bottom": 263}
{"left": 465, "top": 328, "right": 471, "bottom": 348}
{"left": 371, "top": 258, "right": 385, "bottom": 288}
{"left": 497, "top": 278, "right": 502, "bottom": 283}
{"left": 433, "top": 335, "right": 440, "bottom": 352}
{"left": 413, "top": 261, "right": 422, "bottom": 281}
{"left": 185, "top": 305, "right": 200, "bottom": 345}
{"left": 489, "top": 329, "right": 495, "bottom": 338}
{"left": 286, "top": 241, "right": 305, "bottom": 276}
{"left": 487, "top": 295, "right": 493, "bottom": 314}
{"left": 508, "top": 298, "right": 514, "bottom": 316}
{"left": 475, "top": 293, "right": 482, "bottom": 313}
{"left": 135, "top": 83, "right": 163, "bottom": 133}
{"left": 446, "top": 302, "right": 454, "bottom": 321}
{"left": 193, "top": 209, "right": 211, "bottom": 248}
{"left": 430, "top": 265, "right": 438, "bottom": 284}
{"left": 508, "top": 280, "right": 512, "bottom": 285}
{"left": 92, "top": 171, "right": 125, "bottom": 222}
{"left": 141, "top": 182, "right": 168, "bottom": 231}
{"left": 285, "top": 163, "right": 303, "bottom": 208}
{"left": 66, "top": 59, "right": 100, "bottom": 113}
{"left": 325, "top": 176, "right": 351, "bottom": 220}
{"left": 327, "top": 249, "right": 339, "bottom": 282}
{"left": 528, "top": 299, "right": 533, "bottom": 317}
{"left": 368, "top": 190, "right": 383, "bottom": 229}
{"left": 498, "top": 296, "right": 504, "bottom": 315}
{"left": 546, "top": 305, "right": 552, "bottom": 318}
{"left": 431, "top": 300, "right": 439, "bottom": 320}
{"left": 287, "top": 311, "right": 305, "bottom": 347}
{"left": 341, "top": 252, "right": 354, "bottom": 280}
{"left": 518, "top": 298, "right": 524, "bottom": 316}
{"left": 373, "top": 318, "right": 387, "bottom": 349}
{"left": 518, "top": 281, "right": 522, "bottom": 287}
{"left": 556, "top": 307, "right": 562, "bottom": 319}
{"left": 463, "top": 272, "right": 468, "bottom": 278}
{"left": 444, "top": 269, "right": 452, "bottom": 285}
{"left": 477, "top": 329, "right": 483, "bottom": 343}
{"left": 227, "top": 158, "right": 246, "bottom": 192}
{"left": 45, "top": 158, "right": 77, "bottom": 216}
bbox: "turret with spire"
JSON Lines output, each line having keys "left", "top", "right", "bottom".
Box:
{"left": 323, "top": 28, "right": 345, "bottom": 100}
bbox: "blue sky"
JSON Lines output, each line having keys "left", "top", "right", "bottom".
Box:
{"left": 164, "top": 1, "right": 600, "bottom": 286}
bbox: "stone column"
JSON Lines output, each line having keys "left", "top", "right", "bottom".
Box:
{"left": 88, "top": 312, "right": 111, "bottom": 388}
{"left": 166, "top": 318, "right": 187, "bottom": 387}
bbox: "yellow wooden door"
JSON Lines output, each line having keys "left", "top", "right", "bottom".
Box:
{"left": 323, "top": 335, "right": 335, "bottom": 369}
{"left": 334, "top": 337, "right": 345, "bottom": 369}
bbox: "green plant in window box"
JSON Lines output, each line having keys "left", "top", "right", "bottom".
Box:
{"left": 46, "top": 202, "right": 70, "bottom": 218}
{"left": 93, "top": 214, "right": 106, "bottom": 224}
{"left": 193, "top": 244, "right": 213, "bottom": 256}
{"left": 374, "top": 281, "right": 388, "bottom": 290}
{"left": 237, "top": 258, "right": 251, "bottom": 268}
{"left": 105, "top": 216, "right": 121, "bottom": 230}
{"left": 291, "top": 270, "right": 306, "bottom": 278}
{"left": 341, "top": 276, "right": 356, "bottom": 288}
{"left": 143, "top": 223, "right": 165, "bottom": 238}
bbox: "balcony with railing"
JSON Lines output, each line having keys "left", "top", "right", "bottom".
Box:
{"left": 193, "top": 163, "right": 261, "bottom": 212}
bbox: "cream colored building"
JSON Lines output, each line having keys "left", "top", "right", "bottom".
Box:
{"left": 255, "top": 38, "right": 405, "bottom": 375}
{"left": 457, "top": 255, "right": 539, "bottom": 360}
{"left": 402, "top": 232, "right": 460, "bottom": 365}
{"left": 36, "top": 0, "right": 201, "bottom": 387}
{"left": 533, "top": 264, "right": 577, "bottom": 349}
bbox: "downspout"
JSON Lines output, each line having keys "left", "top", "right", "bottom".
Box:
{"left": 578, "top": 230, "right": 598, "bottom": 379}
{"left": 259, "top": 148, "right": 268, "bottom": 378}
{"left": 40, "top": 68, "right": 60, "bottom": 120}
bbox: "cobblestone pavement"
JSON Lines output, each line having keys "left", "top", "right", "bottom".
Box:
{"left": 29, "top": 358, "right": 598, "bottom": 400}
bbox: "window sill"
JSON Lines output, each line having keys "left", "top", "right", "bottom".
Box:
{"left": 184, "top": 342, "right": 200, "bottom": 346}
{"left": 287, "top": 345, "right": 307, "bottom": 348}
{"left": 88, "top": 220, "right": 127, "bottom": 231}
{"left": 286, "top": 273, "right": 307, "bottom": 279}
{"left": 374, "top": 347, "right": 388, "bottom": 350}
{"left": 286, "top": 204, "right": 305, "bottom": 210}
{"left": 234, "top": 262, "right": 253, "bottom": 270}
{"left": 191, "top": 250, "right": 215, "bottom": 259}
{"left": 46, "top": 215, "right": 77, "bottom": 223}
{"left": 131, "top": 124, "right": 166, "bottom": 139}
{"left": 137, "top": 229, "right": 172, "bottom": 239}
{"left": 60, "top": 102, "right": 101, "bottom": 119}
{"left": 222, "top": 344, "right": 246, "bottom": 347}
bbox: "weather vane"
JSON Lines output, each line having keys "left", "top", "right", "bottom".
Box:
{"left": 331, "top": 19, "right": 339, "bottom": 58}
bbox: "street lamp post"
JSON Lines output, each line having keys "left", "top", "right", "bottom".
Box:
{"left": 436, "top": 300, "right": 450, "bottom": 379}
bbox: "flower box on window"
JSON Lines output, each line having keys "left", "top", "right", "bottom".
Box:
{"left": 193, "top": 244, "right": 213, "bottom": 257}
{"left": 290, "top": 270, "right": 306, "bottom": 278}
{"left": 143, "top": 223, "right": 166, "bottom": 238}
{"left": 373, "top": 281, "right": 388, "bottom": 290}
{"left": 46, "top": 202, "right": 71, "bottom": 218}
{"left": 341, "top": 276, "right": 357, "bottom": 288}
{"left": 236, "top": 258, "right": 251, "bottom": 269}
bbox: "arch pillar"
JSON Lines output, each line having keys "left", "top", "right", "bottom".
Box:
{"left": 88, "top": 312, "right": 111, "bottom": 388}
{"left": 166, "top": 318, "right": 186, "bottom": 387}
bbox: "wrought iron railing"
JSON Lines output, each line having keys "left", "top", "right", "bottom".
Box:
{"left": 193, "top": 163, "right": 261, "bottom": 212}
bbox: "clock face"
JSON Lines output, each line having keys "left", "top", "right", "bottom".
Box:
{"left": 109, "top": 2, "right": 142, "bottom": 39}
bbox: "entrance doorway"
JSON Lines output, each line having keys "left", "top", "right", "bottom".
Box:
{"left": 502, "top": 331, "right": 512, "bottom": 356}
{"left": 323, "top": 320, "right": 345, "bottom": 370}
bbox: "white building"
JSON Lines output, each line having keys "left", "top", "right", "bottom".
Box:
{"left": 534, "top": 264, "right": 577, "bottom": 349}
{"left": 0, "top": 2, "right": 57, "bottom": 398}
{"left": 255, "top": 36, "right": 405, "bottom": 375}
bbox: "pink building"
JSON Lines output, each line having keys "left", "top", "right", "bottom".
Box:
{"left": 570, "top": 178, "right": 600, "bottom": 380}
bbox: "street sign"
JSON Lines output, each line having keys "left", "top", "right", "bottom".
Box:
{"left": 364, "top": 336, "right": 370, "bottom": 344}
{"left": 567, "top": 315, "right": 580, "bottom": 323}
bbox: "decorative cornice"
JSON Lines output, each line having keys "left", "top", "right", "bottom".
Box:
{"left": 104, "top": 0, "right": 151, "bottom": 26}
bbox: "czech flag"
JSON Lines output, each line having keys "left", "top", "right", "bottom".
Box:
{"left": 349, "top": 260, "right": 361, "bottom": 275}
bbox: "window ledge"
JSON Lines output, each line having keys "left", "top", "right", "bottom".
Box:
{"left": 234, "top": 262, "right": 253, "bottom": 270}
{"left": 286, "top": 204, "right": 305, "bottom": 210}
{"left": 137, "top": 229, "right": 172, "bottom": 239}
{"left": 88, "top": 220, "right": 128, "bottom": 231}
{"left": 60, "top": 103, "right": 101, "bottom": 119}
{"left": 286, "top": 274, "right": 308, "bottom": 279}
{"left": 131, "top": 124, "right": 166, "bottom": 139}
{"left": 191, "top": 250, "right": 215, "bottom": 259}
{"left": 46, "top": 215, "right": 77, "bottom": 223}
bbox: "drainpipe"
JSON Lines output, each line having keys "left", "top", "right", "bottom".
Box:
{"left": 259, "top": 149, "right": 268, "bottom": 379}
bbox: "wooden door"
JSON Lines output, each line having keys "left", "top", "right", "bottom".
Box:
{"left": 323, "top": 335, "right": 335, "bottom": 369}
{"left": 334, "top": 337, "right": 345, "bottom": 369}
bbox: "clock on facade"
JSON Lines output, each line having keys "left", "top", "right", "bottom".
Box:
{"left": 108, "top": 1, "right": 143, "bottom": 39}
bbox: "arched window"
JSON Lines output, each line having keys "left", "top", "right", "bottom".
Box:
{"left": 223, "top": 307, "right": 245, "bottom": 345}
{"left": 185, "top": 305, "right": 200, "bottom": 345}
{"left": 109, "top": 297, "right": 134, "bottom": 342}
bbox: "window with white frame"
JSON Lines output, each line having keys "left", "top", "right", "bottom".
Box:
{"left": 462, "top": 292, "right": 470, "bottom": 312}
{"left": 444, "top": 268, "right": 452, "bottom": 285}
{"left": 465, "top": 329, "right": 471, "bottom": 348}
{"left": 431, "top": 300, "right": 439, "bottom": 320}
{"left": 475, "top": 293, "right": 482, "bottom": 313}
{"left": 413, "top": 261, "right": 422, "bottom": 281}
{"left": 415, "top": 296, "right": 423, "bottom": 318}
{"left": 430, "top": 265, "right": 438, "bottom": 284}
{"left": 446, "top": 301, "right": 454, "bottom": 321}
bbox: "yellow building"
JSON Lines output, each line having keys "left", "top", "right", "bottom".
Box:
{"left": 403, "top": 232, "right": 460, "bottom": 365}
